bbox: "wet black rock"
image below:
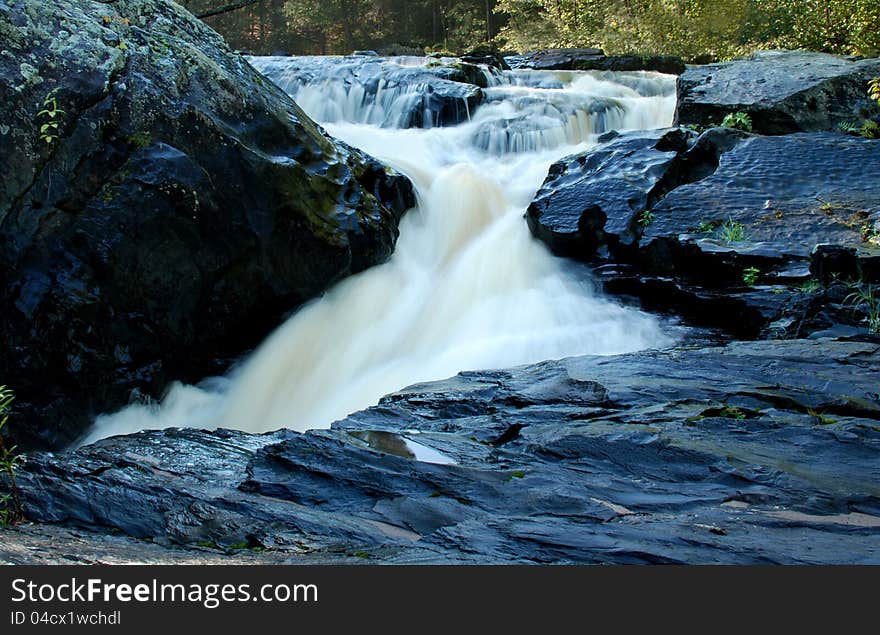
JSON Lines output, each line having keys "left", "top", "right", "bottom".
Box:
{"left": 508, "top": 48, "right": 686, "bottom": 75}
{"left": 0, "top": 0, "right": 415, "bottom": 448}
{"left": 528, "top": 128, "right": 880, "bottom": 337}
{"left": 677, "top": 50, "right": 880, "bottom": 135}
{"left": 527, "top": 128, "right": 699, "bottom": 258}
{"left": 9, "top": 338, "right": 880, "bottom": 564}
{"left": 461, "top": 45, "right": 510, "bottom": 71}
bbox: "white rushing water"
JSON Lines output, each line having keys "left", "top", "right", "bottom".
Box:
{"left": 80, "top": 58, "right": 677, "bottom": 445}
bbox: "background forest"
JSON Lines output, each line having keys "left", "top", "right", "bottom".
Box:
{"left": 179, "top": 0, "right": 880, "bottom": 61}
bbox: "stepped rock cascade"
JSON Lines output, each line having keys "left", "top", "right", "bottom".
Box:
{"left": 81, "top": 57, "right": 678, "bottom": 445}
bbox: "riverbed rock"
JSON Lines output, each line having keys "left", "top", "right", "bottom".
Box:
{"left": 461, "top": 45, "right": 510, "bottom": 71}
{"left": 249, "top": 55, "right": 485, "bottom": 127}
{"left": 508, "top": 48, "right": 686, "bottom": 75}
{"left": 0, "top": 0, "right": 415, "bottom": 448}
{"left": 677, "top": 50, "right": 880, "bottom": 135}
{"left": 528, "top": 128, "right": 880, "bottom": 337}
{"left": 7, "top": 338, "right": 880, "bottom": 564}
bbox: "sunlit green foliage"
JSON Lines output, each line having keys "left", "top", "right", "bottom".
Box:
{"left": 495, "top": 0, "right": 880, "bottom": 60}
{"left": 0, "top": 386, "right": 23, "bottom": 526}
{"left": 722, "top": 111, "right": 753, "bottom": 132}
{"left": 181, "top": 0, "right": 880, "bottom": 58}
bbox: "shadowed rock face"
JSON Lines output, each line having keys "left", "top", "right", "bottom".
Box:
{"left": 677, "top": 50, "right": 880, "bottom": 135}
{"left": 8, "top": 338, "right": 880, "bottom": 564}
{"left": 0, "top": 0, "right": 415, "bottom": 448}
{"left": 507, "top": 48, "right": 686, "bottom": 75}
{"left": 527, "top": 127, "right": 880, "bottom": 338}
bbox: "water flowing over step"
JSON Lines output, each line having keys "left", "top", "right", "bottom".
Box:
{"left": 81, "top": 57, "right": 678, "bottom": 445}
{"left": 250, "top": 55, "right": 676, "bottom": 154}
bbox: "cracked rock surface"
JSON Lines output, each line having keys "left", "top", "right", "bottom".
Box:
{"left": 7, "top": 338, "right": 879, "bottom": 564}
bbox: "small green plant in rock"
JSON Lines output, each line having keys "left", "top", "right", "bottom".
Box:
{"left": 721, "top": 111, "right": 752, "bottom": 132}
{"left": 808, "top": 409, "right": 836, "bottom": 426}
{"left": 0, "top": 386, "right": 23, "bottom": 526}
{"left": 837, "top": 79, "right": 880, "bottom": 139}
{"left": 798, "top": 279, "right": 822, "bottom": 293}
{"left": 861, "top": 120, "right": 880, "bottom": 140}
{"left": 717, "top": 218, "right": 748, "bottom": 243}
{"left": 818, "top": 199, "right": 837, "bottom": 213}
{"left": 37, "top": 88, "right": 65, "bottom": 146}
{"left": 838, "top": 121, "right": 862, "bottom": 135}
{"left": 686, "top": 123, "right": 712, "bottom": 134}
{"left": 696, "top": 219, "right": 719, "bottom": 234}
{"left": 863, "top": 223, "right": 880, "bottom": 246}
{"left": 127, "top": 131, "right": 152, "bottom": 149}
{"left": 718, "top": 405, "right": 747, "bottom": 420}
{"left": 742, "top": 267, "right": 760, "bottom": 286}
{"left": 636, "top": 209, "right": 655, "bottom": 228}
{"left": 845, "top": 283, "right": 880, "bottom": 333}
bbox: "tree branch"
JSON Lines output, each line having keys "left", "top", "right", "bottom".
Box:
{"left": 196, "top": 0, "right": 269, "bottom": 20}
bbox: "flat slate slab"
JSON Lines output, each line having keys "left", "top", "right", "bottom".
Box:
{"left": 677, "top": 50, "right": 880, "bottom": 134}
{"left": 8, "top": 338, "right": 880, "bottom": 564}
{"left": 642, "top": 132, "right": 880, "bottom": 265}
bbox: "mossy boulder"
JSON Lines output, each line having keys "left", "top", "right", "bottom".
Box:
{"left": 0, "top": 0, "right": 414, "bottom": 448}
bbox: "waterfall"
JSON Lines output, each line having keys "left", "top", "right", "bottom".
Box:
{"left": 79, "top": 57, "right": 677, "bottom": 445}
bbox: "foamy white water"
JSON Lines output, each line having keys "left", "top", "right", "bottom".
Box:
{"left": 80, "top": 58, "right": 677, "bottom": 445}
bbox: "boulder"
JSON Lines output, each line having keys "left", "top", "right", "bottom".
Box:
{"left": 0, "top": 0, "right": 415, "bottom": 448}
{"left": 461, "top": 45, "right": 510, "bottom": 71}
{"left": 528, "top": 128, "right": 880, "bottom": 337}
{"left": 527, "top": 128, "right": 698, "bottom": 258}
{"left": 677, "top": 50, "right": 880, "bottom": 135}
{"left": 8, "top": 338, "right": 880, "bottom": 564}
{"left": 507, "top": 48, "right": 686, "bottom": 75}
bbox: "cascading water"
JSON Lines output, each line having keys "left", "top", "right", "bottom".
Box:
{"left": 80, "top": 56, "right": 678, "bottom": 445}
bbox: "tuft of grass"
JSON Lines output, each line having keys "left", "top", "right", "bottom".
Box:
{"left": 0, "top": 386, "right": 23, "bottom": 526}
{"left": 798, "top": 279, "right": 822, "bottom": 293}
{"left": 717, "top": 218, "right": 748, "bottom": 243}
{"left": 845, "top": 283, "right": 880, "bottom": 333}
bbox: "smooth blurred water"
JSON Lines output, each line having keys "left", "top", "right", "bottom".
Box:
{"left": 80, "top": 57, "right": 677, "bottom": 445}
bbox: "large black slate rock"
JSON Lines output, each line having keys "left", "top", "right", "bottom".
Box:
{"left": 8, "top": 338, "right": 880, "bottom": 564}
{"left": 0, "top": 0, "right": 415, "bottom": 448}
{"left": 527, "top": 128, "right": 880, "bottom": 337}
{"left": 508, "top": 48, "right": 685, "bottom": 75}
{"left": 640, "top": 132, "right": 880, "bottom": 277}
{"left": 677, "top": 50, "right": 880, "bottom": 135}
